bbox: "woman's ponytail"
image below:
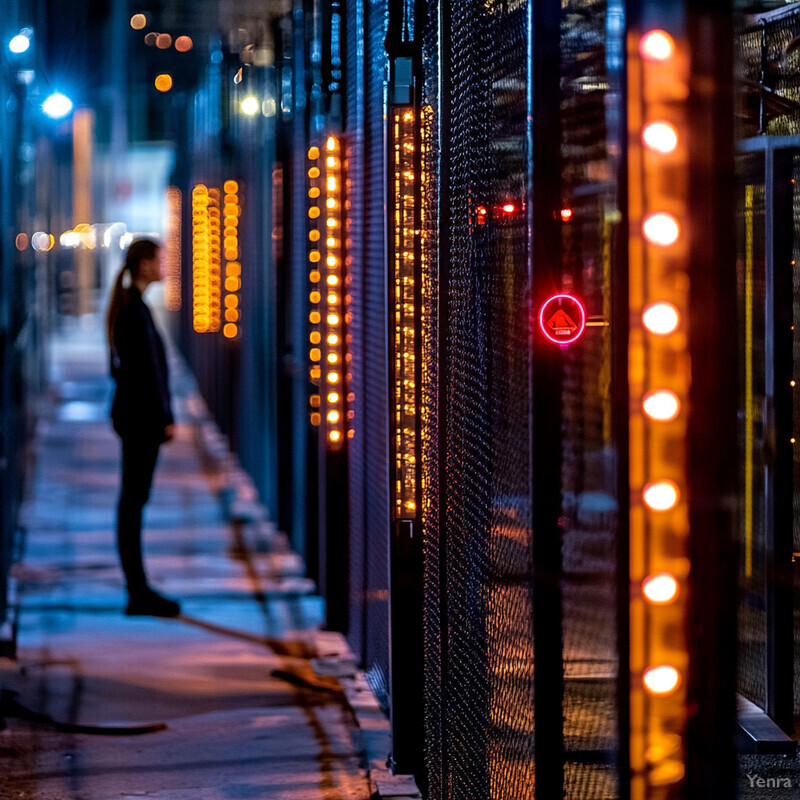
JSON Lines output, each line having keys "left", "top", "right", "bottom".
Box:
{"left": 106, "top": 238, "right": 160, "bottom": 348}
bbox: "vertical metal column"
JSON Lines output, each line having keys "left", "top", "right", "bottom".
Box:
{"left": 685, "top": 2, "right": 738, "bottom": 797}
{"left": 529, "top": 0, "right": 565, "bottom": 795}
{"left": 763, "top": 143, "right": 794, "bottom": 734}
{"left": 386, "top": 0, "right": 425, "bottom": 776}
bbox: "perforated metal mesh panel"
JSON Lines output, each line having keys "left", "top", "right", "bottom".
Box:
{"left": 737, "top": 11, "right": 800, "bottom": 137}
{"left": 420, "top": 1, "right": 623, "bottom": 798}
{"left": 560, "top": 2, "right": 622, "bottom": 794}
{"left": 345, "top": 0, "right": 392, "bottom": 707}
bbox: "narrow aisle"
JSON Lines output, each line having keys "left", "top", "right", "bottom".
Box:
{"left": 0, "top": 317, "right": 371, "bottom": 800}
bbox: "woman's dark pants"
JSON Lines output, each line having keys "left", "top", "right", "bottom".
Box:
{"left": 117, "top": 437, "right": 161, "bottom": 593}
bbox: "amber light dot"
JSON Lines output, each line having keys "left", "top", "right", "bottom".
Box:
{"left": 329, "top": 430, "right": 342, "bottom": 442}
{"left": 643, "top": 665, "right": 681, "bottom": 697}
{"left": 642, "top": 390, "right": 681, "bottom": 422}
{"left": 642, "top": 121, "right": 679, "bottom": 154}
{"left": 642, "top": 573, "right": 680, "bottom": 605}
{"left": 643, "top": 212, "right": 680, "bottom": 246}
{"left": 174, "top": 35, "right": 193, "bottom": 52}
{"left": 130, "top": 13, "right": 147, "bottom": 30}
{"left": 327, "top": 410, "right": 340, "bottom": 423}
{"left": 155, "top": 74, "right": 173, "bottom": 92}
{"left": 643, "top": 480, "right": 680, "bottom": 512}
{"left": 642, "top": 302, "right": 680, "bottom": 335}
{"left": 308, "top": 146, "right": 320, "bottom": 160}
{"left": 156, "top": 33, "right": 172, "bottom": 49}
{"left": 639, "top": 29, "right": 675, "bottom": 62}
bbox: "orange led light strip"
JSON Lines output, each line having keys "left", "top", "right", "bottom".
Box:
{"left": 165, "top": 187, "right": 182, "bottom": 311}
{"left": 322, "top": 135, "right": 345, "bottom": 448}
{"left": 628, "top": 24, "right": 690, "bottom": 800}
{"left": 392, "top": 108, "right": 419, "bottom": 518}
{"left": 222, "top": 180, "right": 241, "bottom": 340}
{"left": 191, "top": 184, "right": 221, "bottom": 333}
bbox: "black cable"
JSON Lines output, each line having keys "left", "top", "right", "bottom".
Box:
{"left": 0, "top": 688, "right": 167, "bottom": 736}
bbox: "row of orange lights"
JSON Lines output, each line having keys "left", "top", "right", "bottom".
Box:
{"left": 637, "top": 27, "right": 684, "bottom": 698}
{"left": 164, "top": 187, "right": 182, "bottom": 311}
{"left": 307, "top": 143, "right": 324, "bottom": 426}
{"left": 221, "top": 180, "right": 242, "bottom": 340}
{"left": 191, "top": 184, "right": 222, "bottom": 333}
{"left": 306, "top": 137, "right": 351, "bottom": 445}
{"left": 629, "top": 25, "right": 689, "bottom": 795}
{"left": 392, "top": 108, "right": 419, "bottom": 517}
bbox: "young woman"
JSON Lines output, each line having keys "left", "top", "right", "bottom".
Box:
{"left": 106, "top": 238, "right": 180, "bottom": 617}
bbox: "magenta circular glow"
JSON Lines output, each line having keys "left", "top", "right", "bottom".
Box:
{"left": 539, "top": 293, "right": 587, "bottom": 345}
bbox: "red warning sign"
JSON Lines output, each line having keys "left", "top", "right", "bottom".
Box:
{"left": 539, "top": 294, "right": 586, "bottom": 344}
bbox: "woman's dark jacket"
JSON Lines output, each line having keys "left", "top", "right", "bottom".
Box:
{"left": 110, "top": 287, "right": 174, "bottom": 442}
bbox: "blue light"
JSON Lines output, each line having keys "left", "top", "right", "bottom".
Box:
{"left": 42, "top": 93, "right": 73, "bottom": 119}
{"left": 9, "top": 32, "right": 31, "bottom": 54}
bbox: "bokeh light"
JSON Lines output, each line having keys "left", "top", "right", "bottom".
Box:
{"left": 42, "top": 93, "right": 73, "bottom": 119}
{"left": 642, "top": 302, "right": 680, "bottom": 335}
{"left": 642, "top": 121, "right": 679, "bottom": 154}
{"left": 642, "top": 573, "right": 680, "bottom": 605}
{"left": 155, "top": 74, "right": 173, "bottom": 92}
{"left": 643, "top": 665, "right": 681, "bottom": 696}
{"left": 174, "top": 35, "right": 193, "bottom": 52}
{"left": 130, "top": 14, "right": 147, "bottom": 30}
{"left": 639, "top": 30, "right": 675, "bottom": 62}
{"left": 642, "top": 480, "right": 680, "bottom": 512}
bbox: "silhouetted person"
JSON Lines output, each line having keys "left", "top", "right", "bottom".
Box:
{"left": 106, "top": 238, "right": 180, "bottom": 617}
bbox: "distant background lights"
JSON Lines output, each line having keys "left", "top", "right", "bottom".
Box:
{"left": 241, "top": 96, "right": 260, "bottom": 116}
{"left": 9, "top": 30, "right": 32, "bottom": 54}
{"left": 42, "top": 93, "right": 73, "bottom": 119}
{"left": 155, "top": 74, "right": 173, "bottom": 92}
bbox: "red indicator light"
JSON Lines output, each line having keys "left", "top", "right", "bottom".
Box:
{"left": 502, "top": 203, "right": 517, "bottom": 214}
{"left": 539, "top": 294, "right": 587, "bottom": 345}
{"left": 476, "top": 205, "right": 488, "bottom": 225}
{"left": 560, "top": 208, "right": 573, "bottom": 222}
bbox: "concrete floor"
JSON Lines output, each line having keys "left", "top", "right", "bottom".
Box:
{"left": 0, "top": 317, "right": 372, "bottom": 800}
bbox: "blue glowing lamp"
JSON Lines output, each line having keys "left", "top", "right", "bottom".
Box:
{"left": 9, "top": 31, "right": 31, "bottom": 54}
{"left": 42, "top": 93, "right": 73, "bottom": 119}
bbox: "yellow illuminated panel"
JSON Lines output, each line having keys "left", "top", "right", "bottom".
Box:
{"left": 222, "top": 180, "right": 241, "bottom": 339}
{"left": 165, "top": 187, "right": 182, "bottom": 311}
{"left": 628, "top": 23, "right": 690, "bottom": 800}
{"left": 322, "top": 136, "right": 345, "bottom": 448}
{"left": 191, "top": 184, "right": 221, "bottom": 332}
{"left": 392, "top": 108, "right": 419, "bottom": 519}
{"left": 308, "top": 144, "right": 323, "bottom": 426}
